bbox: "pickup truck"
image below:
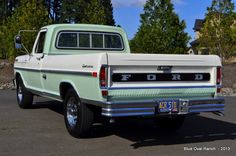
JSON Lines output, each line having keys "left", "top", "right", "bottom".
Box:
{"left": 14, "top": 24, "right": 225, "bottom": 138}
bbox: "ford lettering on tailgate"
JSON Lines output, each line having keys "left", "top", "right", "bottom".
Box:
{"left": 112, "top": 73, "right": 210, "bottom": 82}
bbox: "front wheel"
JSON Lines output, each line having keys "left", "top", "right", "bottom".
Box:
{"left": 16, "top": 77, "right": 33, "bottom": 108}
{"left": 154, "top": 115, "right": 185, "bottom": 131}
{"left": 64, "top": 88, "right": 94, "bottom": 138}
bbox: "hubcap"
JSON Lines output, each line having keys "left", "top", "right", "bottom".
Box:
{"left": 66, "top": 97, "right": 79, "bottom": 127}
{"left": 17, "top": 85, "right": 23, "bottom": 103}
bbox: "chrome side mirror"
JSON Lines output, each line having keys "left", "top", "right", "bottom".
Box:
{"left": 14, "top": 35, "right": 22, "bottom": 49}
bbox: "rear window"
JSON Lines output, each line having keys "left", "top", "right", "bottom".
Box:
{"left": 58, "top": 33, "right": 77, "bottom": 47}
{"left": 105, "top": 34, "right": 122, "bottom": 49}
{"left": 79, "top": 33, "right": 90, "bottom": 48}
{"left": 56, "top": 31, "right": 124, "bottom": 50}
{"left": 92, "top": 34, "right": 103, "bottom": 48}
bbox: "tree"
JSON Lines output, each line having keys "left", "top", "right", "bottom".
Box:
{"left": 1, "top": 0, "right": 51, "bottom": 59}
{"left": 45, "top": 0, "right": 62, "bottom": 23}
{"left": 0, "top": 0, "right": 7, "bottom": 23}
{"left": 82, "top": 0, "right": 107, "bottom": 24}
{"left": 60, "top": 0, "right": 115, "bottom": 25}
{"left": 101, "top": 0, "right": 115, "bottom": 25}
{"left": 60, "top": 0, "right": 88, "bottom": 23}
{"left": 198, "top": 0, "right": 236, "bottom": 61}
{"left": 130, "top": 0, "right": 189, "bottom": 54}
{"left": 0, "top": 0, "right": 20, "bottom": 23}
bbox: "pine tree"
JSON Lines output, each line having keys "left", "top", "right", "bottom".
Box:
{"left": 82, "top": 0, "right": 106, "bottom": 24}
{"left": 130, "top": 0, "right": 189, "bottom": 54}
{"left": 45, "top": 0, "right": 62, "bottom": 23}
{"left": 60, "top": 0, "right": 87, "bottom": 23}
{"left": 60, "top": 0, "right": 115, "bottom": 25}
{"left": 1, "top": 0, "right": 51, "bottom": 59}
{"left": 0, "top": 0, "right": 19, "bottom": 23}
{"left": 101, "top": 0, "right": 115, "bottom": 25}
{"left": 198, "top": 0, "right": 236, "bottom": 61}
{"left": 0, "top": 0, "right": 7, "bottom": 23}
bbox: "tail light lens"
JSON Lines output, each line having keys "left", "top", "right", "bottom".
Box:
{"left": 216, "top": 67, "right": 222, "bottom": 85}
{"left": 216, "top": 67, "right": 222, "bottom": 93}
{"left": 100, "top": 66, "right": 107, "bottom": 87}
{"left": 100, "top": 66, "right": 108, "bottom": 97}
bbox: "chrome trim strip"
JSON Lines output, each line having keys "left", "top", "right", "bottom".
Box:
{"left": 102, "top": 112, "right": 154, "bottom": 117}
{"left": 104, "top": 85, "right": 218, "bottom": 90}
{"left": 189, "top": 97, "right": 225, "bottom": 101}
{"left": 102, "top": 107, "right": 154, "bottom": 111}
{"left": 81, "top": 98, "right": 157, "bottom": 106}
{"left": 14, "top": 67, "right": 92, "bottom": 76}
{"left": 189, "top": 108, "right": 224, "bottom": 113}
{"left": 189, "top": 104, "right": 225, "bottom": 108}
{"left": 106, "top": 100, "right": 156, "bottom": 105}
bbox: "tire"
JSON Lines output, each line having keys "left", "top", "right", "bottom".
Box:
{"left": 154, "top": 115, "right": 185, "bottom": 131}
{"left": 16, "top": 77, "right": 33, "bottom": 108}
{"left": 64, "top": 88, "right": 94, "bottom": 138}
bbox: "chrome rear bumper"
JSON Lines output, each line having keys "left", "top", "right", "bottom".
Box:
{"left": 98, "top": 97, "right": 225, "bottom": 117}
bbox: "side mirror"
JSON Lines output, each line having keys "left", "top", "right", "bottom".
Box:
{"left": 14, "top": 35, "right": 22, "bottom": 49}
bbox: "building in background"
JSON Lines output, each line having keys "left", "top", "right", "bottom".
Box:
{"left": 189, "top": 19, "right": 209, "bottom": 55}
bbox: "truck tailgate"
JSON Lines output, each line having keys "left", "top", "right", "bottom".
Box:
{"left": 106, "top": 53, "right": 221, "bottom": 100}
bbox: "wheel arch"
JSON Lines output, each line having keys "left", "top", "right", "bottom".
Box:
{"left": 15, "top": 72, "right": 27, "bottom": 87}
{"left": 59, "top": 81, "right": 80, "bottom": 101}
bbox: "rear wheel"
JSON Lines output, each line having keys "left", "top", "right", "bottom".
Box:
{"left": 154, "top": 115, "right": 185, "bottom": 131}
{"left": 16, "top": 77, "right": 33, "bottom": 108}
{"left": 64, "top": 88, "right": 94, "bottom": 138}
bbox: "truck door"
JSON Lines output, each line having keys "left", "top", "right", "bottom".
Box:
{"left": 25, "top": 29, "right": 47, "bottom": 92}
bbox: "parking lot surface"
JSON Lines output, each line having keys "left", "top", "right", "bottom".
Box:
{"left": 0, "top": 90, "right": 235, "bottom": 156}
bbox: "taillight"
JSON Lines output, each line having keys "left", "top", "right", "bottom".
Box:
{"left": 216, "top": 67, "right": 222, "bottom": 93}
{"left": 100, "top": 66, "right": 107, "bottom": 87}
{"left": 100, "top": 66, "right": 108, "bottom": 97}
{"left": 216, "top": 67, "right": 222, "bottom": 85}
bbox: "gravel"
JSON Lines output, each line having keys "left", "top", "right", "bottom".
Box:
{"left": 0, "top": 82, "right": 16, "bottom": 90}
{"left": 220, "top": 87, "right": 235, "bottom": 96}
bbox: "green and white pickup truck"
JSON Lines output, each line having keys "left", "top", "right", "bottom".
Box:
{"left": 14, "top": 24, "right": 224, "bottom": 137}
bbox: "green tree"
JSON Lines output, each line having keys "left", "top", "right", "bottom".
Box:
{"left": 0, "top": 0, "right": 20, "bottom": 24}
{"left": 198, "top": 0, "right": 236, "bottom": 61}
{"left": 1, "top": 0, "right": 51, "bottom": 59}
{"left": 60, "top": 0, "right": 87, "bottom": 23}
{"left": 60, "top": 0, "right": 115, "bottom": 25}
{"left": 82, "top": 0, "right": 106, "bottom": 24}
{"left": 0, "top": 0, "right": 7, "bottom": 23}
{"left": 130, "top": 0, "right": 189, "bottom": 54}
{"left": 101, "top": 0, "right": 115, "bottom": 25}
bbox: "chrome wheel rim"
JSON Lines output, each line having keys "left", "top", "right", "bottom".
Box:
{"left": 17, "top": 85, "right": 23, "bottom": 103}
{"left": 66, "top": 97, "right": 78, "bottom": 128}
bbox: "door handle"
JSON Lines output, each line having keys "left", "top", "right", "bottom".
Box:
{"left": 42, "top": 74, "right": 47, "bottom": 80}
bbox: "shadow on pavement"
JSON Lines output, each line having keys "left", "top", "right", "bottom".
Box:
{"left": 32, "top": 100, "right": 236, "bottom": 148}
{"left": 31, "top": 100, "right": 64, "bottom": 115}
{"left": 112, "top": 116, "right": 236, "bottom": 149}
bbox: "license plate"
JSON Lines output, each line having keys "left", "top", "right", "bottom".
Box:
{"left": 158, "top": 100, "right": 179, "bottom": 113}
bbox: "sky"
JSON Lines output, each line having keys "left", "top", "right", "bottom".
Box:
{"left": 112, "top": 0, "right": 236, "bottom": 42}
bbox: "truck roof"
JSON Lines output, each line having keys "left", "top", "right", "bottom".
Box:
{"left": 41, "top": 24, "right": 124, "bottom": 33}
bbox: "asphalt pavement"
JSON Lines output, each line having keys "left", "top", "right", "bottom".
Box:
{"left": 0, "top": 90, "right": 235, "bottom": 156}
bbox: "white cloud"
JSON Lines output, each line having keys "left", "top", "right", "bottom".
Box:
{"left": 112, "top": 0, "right": 147, "bottom": 8}
{"left": 112, "top": 0, "right": 186, "bottom": 8}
